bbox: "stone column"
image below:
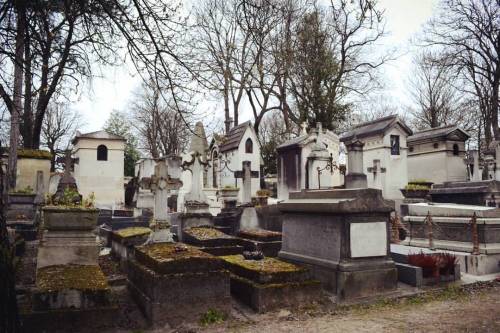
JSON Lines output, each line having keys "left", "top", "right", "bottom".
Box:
{"left": 472, "top": 150, "right": 481, "bottom": 181}
{"left": 495, "top": 143, "right": 500, "bottom": 181}
{"left": 345, "top": 140, "right": 367, "bottom": 189}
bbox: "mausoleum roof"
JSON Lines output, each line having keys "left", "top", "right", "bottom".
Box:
{"left": 72, "top": 130, "right": 126, "bottom": 144}
{"left": 408, "top": 125, "right": 470, "bottom": 143}
{"left": 219, "top": 121, "right": 252, "bottom": 153}
{"left": 339, "top": 115, "right": 412, "bottom": 143}
{"left": 277, "top": 127, "right": 338, "bottom": 151}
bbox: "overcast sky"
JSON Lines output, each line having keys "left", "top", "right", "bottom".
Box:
{"left": 74, "top": 0, "right": 440, "bottom": 133}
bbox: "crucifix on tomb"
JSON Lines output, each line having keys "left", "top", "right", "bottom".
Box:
{"left": 234, "top": 161, "right": 259, "bottom": 204}
{"left": 145, "top": 159, "right": 183, "bottom": 243}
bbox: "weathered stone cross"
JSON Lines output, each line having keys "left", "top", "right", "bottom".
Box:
{"left": 234, "top": 161, "right": 259, "bottom": 204}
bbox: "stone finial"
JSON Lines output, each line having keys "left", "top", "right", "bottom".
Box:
{"left": 189, "top": 122, "right": 208, "bottom": 157}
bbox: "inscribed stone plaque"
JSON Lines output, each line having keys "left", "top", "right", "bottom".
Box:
{"left": 350, "top": 222, "right": 387, "bottom": 258}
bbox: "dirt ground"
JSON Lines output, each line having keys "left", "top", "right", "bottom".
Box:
{"left": 93, "top": 281, "right": 500, "bottom": 333}
{"left": 186, "top": 282, "right": 500, "bottom": 333}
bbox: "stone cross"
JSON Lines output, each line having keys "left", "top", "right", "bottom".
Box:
{"left": 146, "top": 158, "right": 182, "bottom": 244}
{"left": 234, "top": 161, "right": 259, "bottom": 204}
{"left": 300, "top": 122, "right": 308, "bottom": 136}
{"left": 367, "top": 159, "right": 386, "bottom": 188}
{"left": 150, "top": 159, "right": 182, "bottom": 221}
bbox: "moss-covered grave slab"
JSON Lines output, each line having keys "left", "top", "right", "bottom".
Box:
{"left": 183, "top": 226, "right": 244, "bottom": 256}
{"left": 112, "top": 227, "right": 151, "bottom": 245}
{"left": 221, "top": 255, "right": 322, "bottom": 313}
{"left": 33, "top": 264, "right": 110, "bottom": 311}
{"left": 222, "top": 255, "right": 309, "bottom": 284}
{"left": 236, "top": 229, "right": 283, "bottom": 257}
{"left": 127, "top": 242, "right": 231, "bottom": 327}
{"left": 134, "top": 242, "right": 225, "bottom": 274}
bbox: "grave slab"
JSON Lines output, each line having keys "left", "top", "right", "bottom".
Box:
{"left": 127, "top": 243, "right": 230, "bottom": 327}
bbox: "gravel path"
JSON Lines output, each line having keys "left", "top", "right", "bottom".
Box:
{"left": 197, "top": 282, "right": 500, "bottom": 333}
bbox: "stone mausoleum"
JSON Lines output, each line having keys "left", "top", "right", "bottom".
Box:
{"left": 276, "top": 122, "right": 341, "bottom": 200}
{"left": 72, "top": 130, "right": 125, "bottom": 207}
{"left": 340, "top": 115, "right": 412, "bottom": 200}
{"left": 408, "top": 125, "right": 470, "bottom": 184}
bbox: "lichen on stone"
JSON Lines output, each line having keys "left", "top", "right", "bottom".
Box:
{"left": 36, "top": 265, "right": 109, "bottom": 292}
{"left": 115, "top": 227, "right": 151, "bottom": 239}
{"left": 185, "top": 226, "right": 231, "bottom": 240}
{"left": 221, "top": 255, "right": 303, "bottom": 273}
{"left": 139, "top": 243, "right": 212, "bottom": 261}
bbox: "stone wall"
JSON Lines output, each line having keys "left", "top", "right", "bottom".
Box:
{"left": 16, "top": 156, "right": 51, "bottom": 195}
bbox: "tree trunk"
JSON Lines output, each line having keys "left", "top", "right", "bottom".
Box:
{"left": 0, "top": 141, "right": 21, "bottom": 332}
{"left": 8, "top": 3, "right": 26, "bottom": 190}
{"left": 224, "top": 69, "right": 230, "bottom": 134}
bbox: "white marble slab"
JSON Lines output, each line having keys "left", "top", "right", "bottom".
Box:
{"left": 350, "top": 222, "right": 387, "bottom": 258}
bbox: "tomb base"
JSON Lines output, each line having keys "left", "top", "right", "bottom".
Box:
{"left": 127, "top": 243, "right": 230, "bottom": 327}
{"left": 33, "top": 264, "right": 110, "bottom": 311}
{"left": 237, "top": 229, "right": 282, "bottom": 257}
{"left": 278, "top": 189, "right": 398, "bottom": 301}
{"left": 222, "top": 255, "right": 322, "bottom": 313}
{"left": 183, "top": 226, "right": 244, "bottom": 256}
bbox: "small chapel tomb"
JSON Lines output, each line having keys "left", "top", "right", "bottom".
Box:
{"left": 277, "top": 122, "right": 341, "bottom": 200}
{"left": 340, "top": 115, "right": 413, "bottom": 200}
{"left": 408, "top": 125, "right": 470, "bottom": 184}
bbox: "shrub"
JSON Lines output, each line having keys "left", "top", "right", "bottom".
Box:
{"left": 408, "top": 252, "right": 438, "bottom": 278}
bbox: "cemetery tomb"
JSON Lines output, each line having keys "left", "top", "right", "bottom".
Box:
{"left": 6, "top": 193, "right": 39, "bottom": 241}
{"left": 111, "top": 226, "right": 151, "bottom": 269}
{"left": 72, "top": 130, "right": 126, "bottom": 208}
{"left": 407, "top": 125, "right": 470, "bottom": 184}
{"left": 278, "top": 188, "right": 398, "bottom": 300}
{"left": 237, "top": 229, "right": 282, "bottom": 257}
{"left": 430, "top": 180, "right": 500, "bottom": 207}
{"left": 221, "top": 254, "right": 322, "bottom": 313}
{"left": 208, "top": 121, "right": 262, "bottom": 205}
{"left": 15, "top": 148, "right": 52, "bottom": 197}
{"left": 340, "top": 115, "right": 412, "bottom": 200}
{"left": 277, "top": 122, "right": 342, "bottom": 200}
{"left": 402, "top": 202, "right": 500, "bottom": 275}
{"left": 127, "top": 242, "right": 230, "bottom": 326}
{"left": 183, "top": 226, "right": 243, "bottom": 256}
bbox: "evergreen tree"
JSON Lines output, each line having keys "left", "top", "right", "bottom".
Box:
{"left": 103, "top": 111, "right": 140, "bottom": 177}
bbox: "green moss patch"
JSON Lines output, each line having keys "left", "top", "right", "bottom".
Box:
{"left": 36, "top": 265, "right": 109, "bottom": 292}
{"left": 135, "top": 243, "right": 225, "bottom": 274}
{"left": 18, "top": 148, "right": 52, "bottom": 160}
{"left": 115, "top": 227, "right": 151, "bottom": 239}
{"left": 221, "top": 255, "right": 308, "bottom": 284}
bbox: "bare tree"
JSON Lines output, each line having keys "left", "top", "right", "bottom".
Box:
{"left": 130, "top": 82, "right": 190, "bottom": 158}
{"left": 41, "top": 102, "right": 83, "bottom": 171}
{"left": 406, "top": 51, "right": 476, "bottom": 130}
{"left": 192, "top": 0, "right": 256, "bottom": 132}
{"left": 425, "top": 0, "right": 500, "bottom": 143}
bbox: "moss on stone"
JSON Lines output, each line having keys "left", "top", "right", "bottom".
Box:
{"left": 238, "top": 229, "right": 282, "bottom": 241}
{"left": 139, "top": 243, "right": 213, "bottom": 261}
{"left": 36, "top": 265, "right": 109, "bottom": 292}
{"left": 185, "top": 226, "right": 231, "bottom": 240}
{"left": 221, "top": 255, "right": 303, "bottom": 274}
{"left": 18, "top": 148, "right": 52, "bottom": 160}
{"left": 115, "top": 227, "right": 151, "bottom": 239}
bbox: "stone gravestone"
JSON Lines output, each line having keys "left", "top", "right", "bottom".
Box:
{"left": 53, "top": 150, "right": 81, "bottom": 204}
{"left": 146, "top": 158, "right": 182, "bottom": 243}
{"left": 344, "top": 139, "right": 368, "bottom": 189}
{"left": 234, "top": 161, "right": 259, "bottom": 204}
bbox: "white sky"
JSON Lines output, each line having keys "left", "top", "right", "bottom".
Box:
{"left": 74, "top": 0, "right": 439, "bottom": 132}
